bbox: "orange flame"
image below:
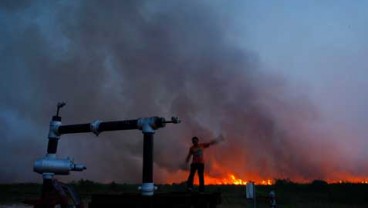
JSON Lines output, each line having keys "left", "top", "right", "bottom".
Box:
{"left": 327, "top": 178, "right": 368, "bottom": 184}
{"left": 202, "top": 174, "right": 273, "bottom": 185}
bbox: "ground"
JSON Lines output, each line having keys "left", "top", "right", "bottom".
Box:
{"left": 1, "top": 181, "right": 368, "bottom": 207}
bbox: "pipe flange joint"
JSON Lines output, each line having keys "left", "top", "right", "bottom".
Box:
{"left": 42, "top": 172, "right": 54, "bottom": 180}
{"left": 139, "top": 182, "right": 155, "bottom": 196}
{"left": 90, "top": 120, "right": 101, "bottom": 136}
{"left": 138, "top": 117, "right": 156, "bottom": 134}
{"left": 48, "top": 120, "right": 61, "bottom": 139}
{"left": 46, "top": 153, "right": 57, "bottom": 159}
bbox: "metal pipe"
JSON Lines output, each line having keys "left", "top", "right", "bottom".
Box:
{"left": 58, "top": 123, "right": 91, "bottom": 134}
{"left": 47, "top": 138, "right": 58, "bottom": 154}
{"left": 57, "top": 119, "right": 139, "bottom": 135}
{"left": 41, "top": 178, "right": 53, "bottom": 198}
{"left": 47, "top": 116, "right": 61, "bottom": 154}
{"left": 98, "top": 120, "right": 139, "bottom": 132}
{"left": 140, "top": 132, "right": 155, "bottom": 196}
{"left": 37, "top": 103, "right": 181, "bottom": 198}
{"left": 143, "top": 133, "right": 154, "bottom": 183}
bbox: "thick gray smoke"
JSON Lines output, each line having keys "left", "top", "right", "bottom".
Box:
{"left": 0, "top": 0, "right": 358, "bottom": 184}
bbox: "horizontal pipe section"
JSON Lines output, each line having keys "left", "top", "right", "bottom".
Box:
{"left": 99, "top": 120, "right": 138, "bottom": 131}
{"left": 58, "top": 124, "right": 91, "bottom": 134}
{"left": 57, "top": 119, "right": 139, "bottom": 135}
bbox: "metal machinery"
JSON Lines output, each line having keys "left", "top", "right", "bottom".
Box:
{"left": 30, "top": 102, "right": 180, "bottom": 207}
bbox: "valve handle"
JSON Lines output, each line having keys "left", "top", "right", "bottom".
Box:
{"left": 56, "top": 102, "right": 66, "bottom": 117}
{"left": 164, "top": 116, "right": 181, "bottom": 124}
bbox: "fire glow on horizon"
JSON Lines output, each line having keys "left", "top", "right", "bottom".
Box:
{"left": 184, "top": 168, "right": 368, "bottom": 186}
{"left": 200, "top": 175, "right": 368, "bottom": 186}
{"left": 203, "top": 174, "right": 273, "bottom": 185}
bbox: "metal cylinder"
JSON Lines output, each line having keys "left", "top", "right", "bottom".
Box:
{"left": 34, "top": 157, "right": 86, "bottom": 175}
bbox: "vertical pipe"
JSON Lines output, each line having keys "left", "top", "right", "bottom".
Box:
{"left": 141, "top": 132, "right": 154, "bottom": 196}
{"left": 47, "top": 116, "right": 61, "bottom": 154}
{"left": 43, "top": 116, "right": 61, "bottom": 203}
{"left": 142, "top": 133, "right": 154, "bottom": 183}
{"left": 47, "top": 139, "right": 58, "bottom": 154}
{"left": 41, "top": 178, "right": 53, "bottom": 198}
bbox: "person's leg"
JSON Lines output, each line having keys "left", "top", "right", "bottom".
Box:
{"left": 198, "top": 163, "right": 205, "bottom": 192}
{"left": 186, "top": 163, "right": 197, "bottom": 190}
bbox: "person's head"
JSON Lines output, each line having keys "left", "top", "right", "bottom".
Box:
{"left": 192, "top": 136, "right": 199, "bottom": 145}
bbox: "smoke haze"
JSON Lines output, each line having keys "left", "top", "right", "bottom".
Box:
{"left": 1, "top": 0, "right": 367, "bottom": 183}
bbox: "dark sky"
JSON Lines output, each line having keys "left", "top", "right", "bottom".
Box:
{"left": 1, "top": 0, "right": 367, "bottom": 184}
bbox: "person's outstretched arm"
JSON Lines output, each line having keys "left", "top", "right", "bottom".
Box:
{"left": 204, "top": 134, "right": 225, "bottom": 147}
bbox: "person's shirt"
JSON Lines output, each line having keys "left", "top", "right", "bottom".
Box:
{"left": 189, "top": 143, "right": 211, "bottom": 164}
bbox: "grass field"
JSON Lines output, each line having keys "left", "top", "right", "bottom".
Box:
{"left": 1, "top": 180, "right": 368, "bottom": 207}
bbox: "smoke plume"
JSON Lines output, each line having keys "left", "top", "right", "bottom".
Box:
{"left": 0, "top": 0, "right": 363, "bottom": 183}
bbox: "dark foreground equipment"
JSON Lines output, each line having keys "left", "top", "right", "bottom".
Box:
{"left": 29, "top": 102, "right": 180, "bottom": 207}
{"left": 24, "top": 179, "right": 83, "bottom": 208}
{"left": 89, "top": 192, "right": 221, "bottom": 208}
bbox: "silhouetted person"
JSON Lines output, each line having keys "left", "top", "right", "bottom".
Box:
{"left": 185, "top": 136, "right": 221, "bottom": 192}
